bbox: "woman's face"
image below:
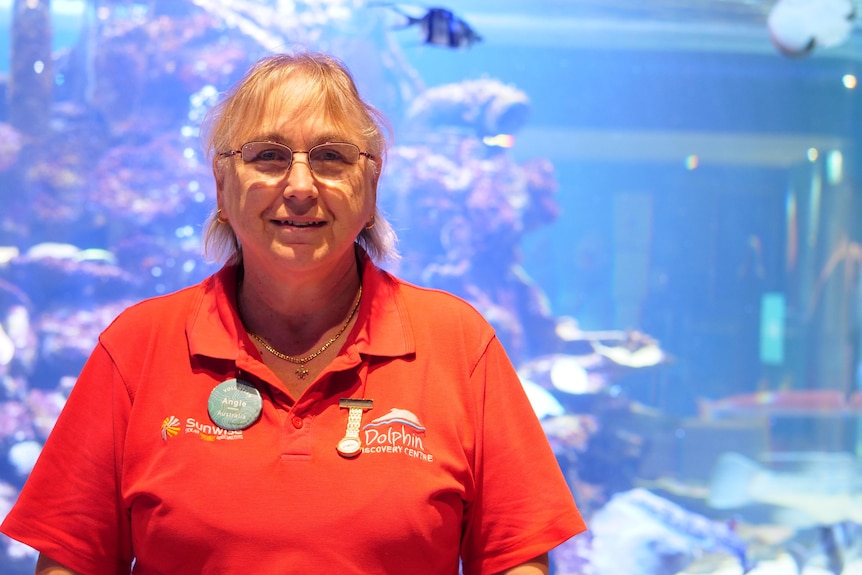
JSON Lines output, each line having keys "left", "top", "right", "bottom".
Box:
{"left": 215, "top": 95, "right": 378, "bottom": 281}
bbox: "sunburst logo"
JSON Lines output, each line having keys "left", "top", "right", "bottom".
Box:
{"left": 161, "top": 416, "right": 181, "bottom": 441}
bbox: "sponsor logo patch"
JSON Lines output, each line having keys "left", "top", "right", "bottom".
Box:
{"left": 361, "top": 408, "right": 434, "bottom": 462}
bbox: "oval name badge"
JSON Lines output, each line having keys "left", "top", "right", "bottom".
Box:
{"left": 207, "top": 378, "right": 262, "bottom": 431}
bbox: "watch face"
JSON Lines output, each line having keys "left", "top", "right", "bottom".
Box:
{"left": 337, "top": 437, "right": 362, "bottom": 458}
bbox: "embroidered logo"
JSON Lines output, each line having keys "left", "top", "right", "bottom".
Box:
{"left": 160, "top": 415, "right": 245, "bottom": 442}
{"left": 161, "top": 416, "right": 181, "bottom": 441}
{"left": 362, "top": 408, "right": 434, "bottom": 461}
{"left": 184, "top": 417, "right": 245, "bottom": 441}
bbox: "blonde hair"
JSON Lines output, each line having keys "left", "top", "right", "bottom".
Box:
{"left": 200, "top": 52, "right": 398, "bottom": 264}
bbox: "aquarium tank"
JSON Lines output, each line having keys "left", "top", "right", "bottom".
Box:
{"left": 0, "top": 0, "right": 860, "bottom": 573}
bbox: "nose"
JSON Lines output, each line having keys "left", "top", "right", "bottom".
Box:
{"left": 283, "top": 152, "right": 317, "bottom": 198}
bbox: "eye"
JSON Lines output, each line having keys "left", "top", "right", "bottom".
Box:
{"left": 242, "top": 142, "right": 291, "bottom": 163}
{"left": 257, "top": 148, "right": 287, "bottom": 161}
{"left": 311, "top": 145, "right": 350, "bottom": 163}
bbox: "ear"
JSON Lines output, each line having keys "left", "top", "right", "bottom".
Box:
{"left": 366, "top": 163, "right": 379, "bottom": 211}
{"left": 213, "top": 156, "right": 227, "bottom": 208}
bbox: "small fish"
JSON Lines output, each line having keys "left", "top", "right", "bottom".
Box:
{"left": 820, "top": 524, "right": 844, "bottom": 575}
{"left": 708, "top": 452, "right": 862, "bottom": 528}
{"left": 379, "top": 4, "right": 482, "bottom": 48}
{"left": 590, "top": 340, "right": 667, "bottom": 369}
{"left": 482, "top": 134, "right": 515, "bottom": 148}
{"left": 768, "top": 0, "right": 856, "bottom": 57}
{"left": 781, "top": 522, "right": 862, "bottom": 575}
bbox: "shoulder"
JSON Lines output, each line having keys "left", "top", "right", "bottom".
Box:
{"left": 373, "top": 267, "right": 497, "bottom": 354}
{"left": 380, "top": 268, "right": 490, "bottom": 325}
{"left": 99, "top": 275, "right": 213, "bottom": 348}
{"left": 104, "top": 284, "right": 200, "bottom": 333}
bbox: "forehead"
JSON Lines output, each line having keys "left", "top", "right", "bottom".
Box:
{"left": 237, "top": 84, "right": 365, "bottom": 144}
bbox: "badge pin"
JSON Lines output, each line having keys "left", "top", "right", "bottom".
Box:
{"left": 337, "top": 398, "right": 373, "bottom": 458}
{"left": 207, "top": 378, "right": 263, "bottom": 431}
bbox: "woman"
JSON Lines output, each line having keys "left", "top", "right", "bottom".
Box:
{"left": 2, "top": 52, "right": 585, "bottom": 575}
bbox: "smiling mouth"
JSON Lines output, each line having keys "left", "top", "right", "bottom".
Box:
{"left": 275, "top": 219, "right": 325, "bottom": 228}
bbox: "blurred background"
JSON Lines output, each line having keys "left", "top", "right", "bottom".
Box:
{"left": 0, "top": 0, "right": 861, "bottom": 573}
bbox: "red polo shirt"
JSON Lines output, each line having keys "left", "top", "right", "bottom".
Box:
{"left": 1, "top": 253, "right": 585, "bottom": 575}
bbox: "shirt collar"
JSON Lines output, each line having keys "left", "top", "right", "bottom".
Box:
{"left": 352, "top": 249, "right": 416, "bottom": 360}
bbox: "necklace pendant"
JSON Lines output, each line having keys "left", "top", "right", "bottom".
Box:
{"left": 295, "top": 364, "right": 309, "bottom": 379}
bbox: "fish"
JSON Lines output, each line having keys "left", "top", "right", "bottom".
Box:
{"left": 482, "top": 134, "right": 515, "bottom": 148}
{"left": 590, "top": 339, "right": 668, "bottom": 369}
{"left": 768, "top": 0, "right": 856, "bottom": 57}
{"left": 776, "top": 522, "right": 862, "bottom": 575}
{"left": 819, "top": 524, "right": 845, "bottom": 575}
{"left": 589, "top": 488, "right": 751, "bottom": 575}
{"left": 708, "top": 452, "right": 862, "bottom": 528}
{"left": 377, "top": 4, "right": 482, "bottom": 48}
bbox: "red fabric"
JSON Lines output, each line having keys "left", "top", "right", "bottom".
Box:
{"left": 1, "top": 254, "right": 585, "bottom": 575}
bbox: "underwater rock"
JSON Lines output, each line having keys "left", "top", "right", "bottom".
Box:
{"left": 709, "top": 452, "right": 862, "bottom": 528}
{"left": 24, "top": 389, "right": 66, "bottom": 440}
{"left": 86, "top": 131, "right": 213, "bottom": 227}
{"left": 0, "top": 402, "right": 33, "bottom": 440}
{"left": 590, "top": 488, "right": 749, "bottom": 575}
{"left": 384, "top": 140, "right": 565, "bottom": 362}
{"left": 3, "top": 247, "right": 138, "bottom": 309}
{"left": 0, "top": 124, "right": 23, "bottom": 172}
{"left": 35, "top": 301, "right": 132, "bottom": 387}
{"left": 405, "top": 78, "right": 531, "bottom": 138}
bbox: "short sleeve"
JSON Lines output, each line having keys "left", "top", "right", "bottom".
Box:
{"left": 460, "top": 337, "right": 587, "bottom": 575}
{"left": 0, "top": 342, "right": 134, "bottom": 575}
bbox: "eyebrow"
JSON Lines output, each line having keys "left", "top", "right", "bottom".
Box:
{"left": 249, "top": 132, "right": 353, "bottom": 148}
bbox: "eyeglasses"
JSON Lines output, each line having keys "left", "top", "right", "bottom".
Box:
{"left": 219, "top": 141, "right": 374, "bottom": 182}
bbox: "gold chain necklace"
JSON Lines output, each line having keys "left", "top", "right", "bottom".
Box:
{"left": 249, "top": 285, "right": 362, "bottom": 380}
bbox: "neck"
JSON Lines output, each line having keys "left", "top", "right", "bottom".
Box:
{"left": 238, "top": 260, "right": 362, "bottom": 357}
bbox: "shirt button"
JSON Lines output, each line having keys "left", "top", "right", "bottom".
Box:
{"left": 291, "top": 416, "right": 303, "bottom": 429}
